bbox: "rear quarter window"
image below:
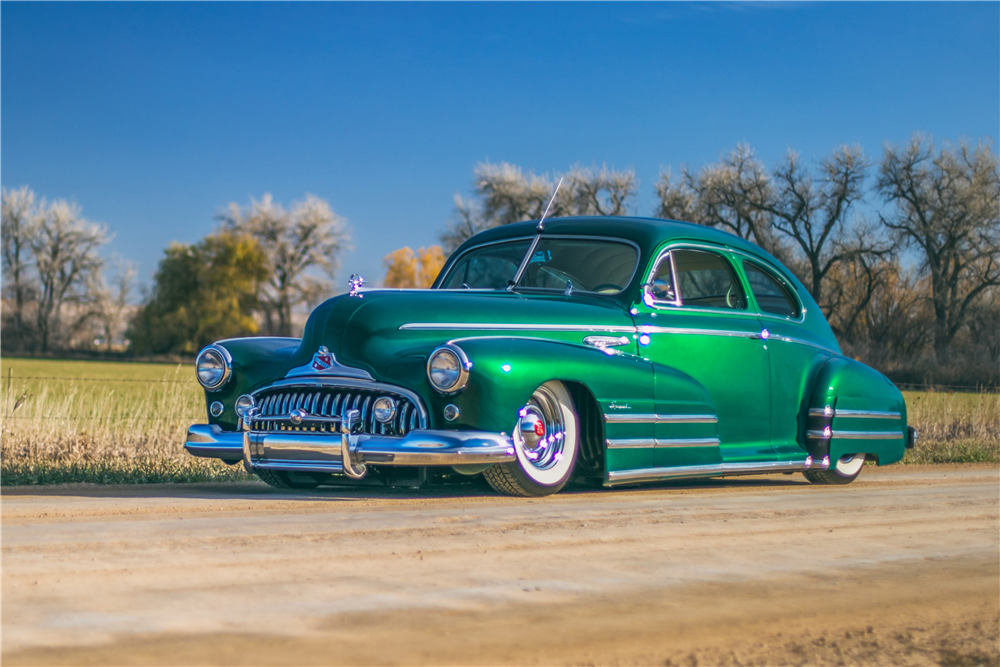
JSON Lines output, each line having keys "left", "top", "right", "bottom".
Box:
{"left": 743, "top": 261, "right": 801, "bottom": 318}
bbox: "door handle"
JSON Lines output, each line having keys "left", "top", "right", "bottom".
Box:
{"left": 748, "top": 329, "right": 770, "bottom": 340}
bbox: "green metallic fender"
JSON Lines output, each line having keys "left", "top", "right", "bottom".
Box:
{"left": 205, "top": 337, "right": 303, "bottom": 430}
{"left": 809, "top": 356, "right": 908, "bottom": 467}
{"left": 382, "top": 337, "right": 658, "bottom": 434}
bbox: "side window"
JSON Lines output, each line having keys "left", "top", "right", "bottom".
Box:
{"left": 743, "top": 262, "right": 800, "bottom": 318}
{"left": 674, "top": 249, "right": 747, "bottom": 310}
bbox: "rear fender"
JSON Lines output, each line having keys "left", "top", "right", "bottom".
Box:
{"left": 808, "top": 356, "right": 908, "bottom": 467}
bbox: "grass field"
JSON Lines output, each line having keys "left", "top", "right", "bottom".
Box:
{"left": 0, "top": 357, "right": 251, "bottom": 485}
{"left": 1, "top": 358, "right": 996, "bottom": 486}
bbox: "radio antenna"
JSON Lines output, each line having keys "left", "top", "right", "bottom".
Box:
{"left": 508, "top": 177, "right": 564, "bottom": 291}
{"left": 536, "top": 177, "right": 564, "bottom": 232}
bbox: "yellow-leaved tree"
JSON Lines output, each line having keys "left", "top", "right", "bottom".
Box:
{"left": 383, "top": 246, "right": 445, "bottom": 288}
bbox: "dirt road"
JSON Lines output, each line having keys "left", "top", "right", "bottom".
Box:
{"left": 2, "top": 464, "right": 997, "bottom": 666}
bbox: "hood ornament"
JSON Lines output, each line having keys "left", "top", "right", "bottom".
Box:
{"left": 348, "top": 274, "right": 366, "bottom": 298}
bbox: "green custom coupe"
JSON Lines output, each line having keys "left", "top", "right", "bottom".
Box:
{"left": 185, "top": 216, "right": 916, "bottom": 496}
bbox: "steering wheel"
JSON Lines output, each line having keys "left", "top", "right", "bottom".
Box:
{"left": 726, "top": 286, "right": 734, "bottom": 308}
{"left": 592, "top": 283, "right": 620, "bottom": 294}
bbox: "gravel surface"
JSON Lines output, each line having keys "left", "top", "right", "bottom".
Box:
{"left": 2, "top": 464, "right": 997, "bottom": 665}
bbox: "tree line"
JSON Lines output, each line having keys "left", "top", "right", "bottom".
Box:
{"left": 1, "top": 191, "right": 351, "bottom": 356}
{"left": 436, "top": 134, "right": 999, "bottom": 385}
{"left": 3, "top": 133, "right": 997, "bottom": 384}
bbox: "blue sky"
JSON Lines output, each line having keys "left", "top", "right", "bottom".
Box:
{"left": 2, "top": 2, "right": 998, "bottom": 294}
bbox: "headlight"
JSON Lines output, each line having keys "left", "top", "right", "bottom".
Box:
{"left": 195, "top": 345, "right": 232, "bottom": 391}
{"left": 373, "top": 396, "right": 396, "bottom": 423}
{"left": 426, "top": 344, "right": 471, "bottom": 394}
{"left": 235, "top": 394, "right": 255, "bottom": 418}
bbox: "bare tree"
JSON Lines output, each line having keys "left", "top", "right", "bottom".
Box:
{"left": 655, "top": 145, "right": 788, "bottom": 261}
{"left": 441, "top": 162, "right": 638, "bottom": 252}
{"left": 1, "top": 186, "right": 40, "bottom": 343}
{"left": 755, "top": 146, "right": 874, "bottom": 305}
{"left": 876, "top": 135, "right": 1000, "bottom": 362}
{"left": 30, "top": 199, "right": 109, "bottom": 351}
{"left": 89, "top": 257, "right": 137, "bottom": 352}
{"left": 220, "top": 193, "right": 351, "bottom": 336}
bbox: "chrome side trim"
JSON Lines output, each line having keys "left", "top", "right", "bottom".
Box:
{"left": 767, "top": 334, "right": 839, "bottom": 355}
{"left": 606, "top": 437, "right": 721, "bottom": 449}
{"left": 604, "top": 413, "right": 718, "bottom": 424}
{"left": 806, "top": 429, "right": 903, "bottom": 440}
{"left": 399, "top": 323, "right": 637, "bottom": 333}
{"left": 638, "top": 326, "right": 757, "bottom": 339}
{"left": 607, "top": 458, "right": 826, "bottom": 484}
{"left": 808, "top": 408, "right": 902, "bottom": 419}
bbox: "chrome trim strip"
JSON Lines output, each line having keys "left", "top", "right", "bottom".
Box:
{"left": 607, "top": 458, "right": 826, "bottom": 484}
{"left": 604, "top": 413, "right": 718, "bottom": 424}
{"left": 606, "top": 437, "right": 721, "bottom": 449}
{"left": 767, "top": 334, "right": 838, "bottom": 355}
{"left": 808, "top": 408, "right": 902, "bottom": 419}
{"left": 605, "top": 438, "right": 652, "bottom": 449}
{"left": 638, "top": 326, "right": 755, "bottom": 339}
{"left": 400, "top": 323, "right": 637, "bottom": 333}
{"left": 806, "top": 429, "right": 903, "bottom": 440}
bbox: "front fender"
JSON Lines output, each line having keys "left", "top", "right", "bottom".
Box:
{"left": 205, "top": 337, "right": 302, "bottom": 429}
{"left": 382, "top": 337, "right": 657, "bottom": 434}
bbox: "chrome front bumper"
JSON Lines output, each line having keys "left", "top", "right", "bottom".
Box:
{"left": 184, "top": 423, "right": 515, "bottom": 478}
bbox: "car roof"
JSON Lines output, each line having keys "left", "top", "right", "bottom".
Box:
{"left": 453, "top": 216, "right": 775, "bottom": 263}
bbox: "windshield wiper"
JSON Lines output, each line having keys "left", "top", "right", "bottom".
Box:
{"left": 507, "top": 177, "right": 564, "bottom": 293}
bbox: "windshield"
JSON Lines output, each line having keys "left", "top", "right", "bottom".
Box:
{"left": 439, "top": 237, "right": 638, "bottom": 294}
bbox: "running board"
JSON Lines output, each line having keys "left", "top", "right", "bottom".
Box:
{"left": 605, "top": 457, "right": 829, "bottom": 486}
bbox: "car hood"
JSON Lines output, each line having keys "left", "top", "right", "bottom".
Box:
{"left": 299, "top": 289, "right": 635, "bottom": 378}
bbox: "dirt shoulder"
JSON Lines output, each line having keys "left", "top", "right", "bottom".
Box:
{"left": 3, "top": 465, "right": 998, "bottom": 666}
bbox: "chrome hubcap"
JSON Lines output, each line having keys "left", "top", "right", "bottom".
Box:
{"left": 516, "top": 385, "right": 566, "bottom": 471}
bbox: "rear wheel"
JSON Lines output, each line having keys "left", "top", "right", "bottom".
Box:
{"left": 256, "top": 469, "right": 322, "bottom": 489}
{"left": 803, "top": 453, "right": 865, "bottom": 485}
{"left": 484, "top": 381, "right": 579, "bottom": 497}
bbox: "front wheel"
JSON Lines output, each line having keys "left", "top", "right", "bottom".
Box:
{"left": 483, "top": 381, "right": 579, "bottom": 497}
{"left": 803, "top": 453, "right": 865, "bottom": 485}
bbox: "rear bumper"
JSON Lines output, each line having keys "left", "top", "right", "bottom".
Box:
{"left": 185, "top": 424, "right": 515, "bottom": 475}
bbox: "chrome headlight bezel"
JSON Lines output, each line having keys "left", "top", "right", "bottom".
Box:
{"left": 426, "top": 344, "right": 471, "bottom": 395}
{"left": 195, "top": 345, "right": 232, "bottom": 392}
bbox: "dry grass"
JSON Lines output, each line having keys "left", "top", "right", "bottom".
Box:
{"left": 901, "top": 389, "right": 1000, "bottom": 464}
{"left": 0, "top": 358, "right": 250, "bottom": 485}
{"left": 1, "top": 359, "right": 995, "bottom": 486}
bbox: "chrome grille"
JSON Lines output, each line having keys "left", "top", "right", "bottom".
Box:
{"left": 248, "top": 385, "right": 423, "bottom": 436}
